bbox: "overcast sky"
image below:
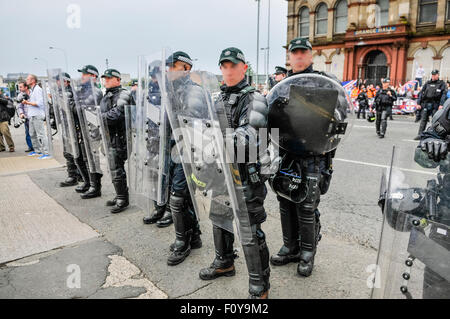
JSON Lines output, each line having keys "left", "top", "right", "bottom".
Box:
{"left": 1, "top": 0, "right": 287, "bottom": 78}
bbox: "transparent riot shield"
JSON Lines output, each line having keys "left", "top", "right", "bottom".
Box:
{"left": 132, "top": 51, "right": 171, "bottom": 212}
{"left": 47, "top": 69, "right": 73, "bottom": 158}
{"left": 47, "top": 69, "right": 78, "bottom": 158}
{"left": 72, "top": 78, "right": 103, "bottom": 174}
{"left": 41, "top": 80, "right": 64, "bottom": 163}
{"left": 162, "top": 70, "right": 253, "bottom": 245}
{"left": 266, "top": 73, "right": 354, "bottom": 156}
{"left": 125, "top": 104, "right": 138, "bottom": 198}
{"left": 96, "top": 106, "right": 117, "bottom": 181}
{"left": 372, "top": 145, "right": 450, "bottom": 299}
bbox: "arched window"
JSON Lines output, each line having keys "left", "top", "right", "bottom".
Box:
{"left": 315, "top": 3, "right": 328, "bottom": 36}
{"left": 418, "top": 0, "right": 438, "bottom": 24}
{"left": 334, "top": 0, "right": 348, "bottom": 34}
{"left": 376, "top": 0, "right": 389, "bottom": 27}
{"left": 298, "top": 7, "right": 310, "bottom": 38}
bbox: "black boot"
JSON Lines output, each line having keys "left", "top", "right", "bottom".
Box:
{"left": 170, "top": 203, "right": 202, "bottom": 251}
{"left": 110, "top": 179, "right": 129, "bottom": 214}
{"left": 143, "top": 201, "right": 166, "bottom": 224}
{"left": 199, "top": 225, "right": 236, "bottom": 280}
{"left": 75, "top": 165, "right": 90, "bottom": 193}
{"left": 80, "top": 173, "right": 102, "bottom": 199}
{"left": 156, "top": 209, "right": 173, "bottom": 228}
{"left": 244, "top": 225, "right": 270, "bottom": 299}
{"left": 270, "top": 198, "right": 300, "bottom": 266}
{"left": 297, "top": 207, "right": 317, "bottom": 277}
{"left": 59, "top": 175, "right": 78, "bottom": 187}
{"left": 167, "top": 195, "right": 192, "bottom": 266}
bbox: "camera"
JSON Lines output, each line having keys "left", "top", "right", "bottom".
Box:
{"left": 15, "top": 92, "right": 29, "bottom": 104}
{"left": 14, "top": 117, "right": 26, "bottom": 128}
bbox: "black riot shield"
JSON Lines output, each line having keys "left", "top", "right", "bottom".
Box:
{"left": 72, "top": 78, "right": 104, "bottom": 174}
{"left": 266, "top": 73, "right": 353, "bottom": 156}
{"left": 162, "top": 69, "right": 253, "bottom": 245}
{"left": 373, "top": 145, "right": 450, "bottom": 299}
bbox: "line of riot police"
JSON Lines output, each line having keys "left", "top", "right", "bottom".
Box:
{"left": 39, "top": 37, "right": 357, "bottom": 299}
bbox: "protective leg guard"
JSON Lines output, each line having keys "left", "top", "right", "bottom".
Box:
{"left": 297, "top": 173, "right": 321, "bottom": 277}
{"left": 199, "top": 225, "right": 235, "bottom": 280}
{"left": 244, "top": 224, "right": 270, "bottom": 299}
{"left": 80, "top": 173, "right": 102, "bottom": 199}
{"left": 167, "top": 195, "right": 192, "bottom": 266}
{"left": 110, "top": 178, "right": 129, "bottom": 214}
{"left": 270, "top": 197, "right": 300, "bottom": 266}
{"left": 75, "top": 159, "right": 90, "bottom": 193}
{"left": 143, "top": 201, "right": 166, "bottom": 224}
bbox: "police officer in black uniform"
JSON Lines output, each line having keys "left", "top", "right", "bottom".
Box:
{"left": 269, "top": 66, "right": 287, "bottom": 90}
{"left": 198, "top": 47, "right": 271, "bottom": 299}
{"left": 143, "top": 65, "right": 174, "bottom": 228}
{"left": 374, "top": 78, "right": 397, "bottom": 138}
{"left": 99, "top": 69, "right": 135, "bottom": 214}
{"left": 269, "top": 37, "right": 341, "bottom": 277}
{"left": 357, "top": 84, "right": 369, "bottom": 119}
{"left": 76, "top": 65, "right": 104, "bottom": 199}
{"left": 381, "top": 101, "right": 450, "bottom": 298}
{"left": 163, "top": 51, "right": 202, "bottom": 265}
{"left": 130, "top": 79, "right": 138, "bottom": 102}
{"left": 414, "top": 70, "right": 447, "bottom": 140}
{"left": 58, "top": 73, "right": 82, "bottom": 188}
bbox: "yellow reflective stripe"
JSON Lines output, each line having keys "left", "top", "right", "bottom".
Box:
{"left": 191, "top": 173, "right": 206, "bottom": 188}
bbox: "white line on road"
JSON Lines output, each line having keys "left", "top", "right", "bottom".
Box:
{"left": 334, "top": 158, "right": 436, "bottom": 176}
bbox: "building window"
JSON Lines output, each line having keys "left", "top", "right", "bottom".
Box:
{"left": 447, "top": 0, "right": 450, "bottom": 21}
{"left": 334, "top": 0, "right": 348, "bottom": 34}
{"left": 298, "top": 7, "right": 310, "bottom": 38}
{"left": 315, "top": 3, "right": 328, "bottom": 36}
{"left": 376, "top": 0, "right": 389, "bottom": 27}
{"left": 418, "top": 0, "right": 438, "bottom": 24}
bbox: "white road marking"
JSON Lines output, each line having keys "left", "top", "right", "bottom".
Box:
{"left": 334, "top": 158, "right": 436, "bottom": 176}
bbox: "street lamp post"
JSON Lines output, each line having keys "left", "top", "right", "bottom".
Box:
{"left": 255, "top": 0, "right": 261, "bottom": 88}
{"left": 49, "top": 46, "right": 68, "bottom": 72}
{"left": 261, "top": 47, "right": 268, "bottom": 86}
{"left": 267, "top": 0, "right": 270, "bottom": 83}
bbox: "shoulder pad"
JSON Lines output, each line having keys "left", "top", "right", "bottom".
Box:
{"left": 248, "top": 91, "right": 269, "bottom": 129}
{"left": 117, "top": 89, "right": 132, "bottom": 106}
{"left": 240, "top": 86, "right": 256, "bottom": 95}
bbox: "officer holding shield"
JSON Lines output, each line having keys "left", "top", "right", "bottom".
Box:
{"left": 57, "top": 72, "right": 83, "bottom": 188}
{"left": 164, "top": 51, "right": 203, "bottom": 265}
{"left": 268, "top": 37, "right": 348, "bottom": 278}
{"left": 76, "top": 65, "right": 104, "bottom": 199}
{"left": 99, "top": 69, "right": 135, "bottom": 214}
{"left": 197, "top": 47, "right": 271, "bottom": 299}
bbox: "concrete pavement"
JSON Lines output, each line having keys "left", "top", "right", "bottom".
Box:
{"left": 0, "top": 115, "right": 426, "bottom": 298}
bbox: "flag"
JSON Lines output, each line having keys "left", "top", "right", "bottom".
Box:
{"left": 403, "top": 80, "right": 417, "bottom": 91}
{"left": 342, "top": 80, "right": 357, "bottom": 97}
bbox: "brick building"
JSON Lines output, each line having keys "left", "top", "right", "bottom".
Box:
{"left": 286, "top": 0, "right": 450, "bottom": 85}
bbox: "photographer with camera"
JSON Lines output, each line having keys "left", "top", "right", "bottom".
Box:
{"left": 23, "top": 74, "right": 49, "bottom": 159}
{"left": 0, "top": 89, "right": 15, "bottom": 152}
{"left": 16, "top": 81, "right": 34, "bottom": 152}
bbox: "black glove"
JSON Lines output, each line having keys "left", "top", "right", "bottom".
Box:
{"left": 420, "top": 138, "right": 448, "bottom": 162}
